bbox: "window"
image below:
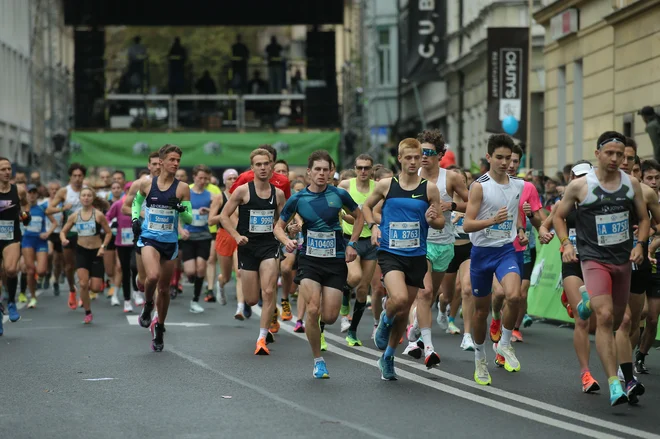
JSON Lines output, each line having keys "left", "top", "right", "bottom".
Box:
{"left": 376, "top": 28, "right": 392, "bottom": 86}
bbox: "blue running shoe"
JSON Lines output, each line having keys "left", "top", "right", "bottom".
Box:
{"left": 576, "top": 286, "right": 592, "bottom": 321}
{"left": 626, "top": 378, "right": 645, "bottom": 405}
{"left": 609, "top": 380, "right": 628, "bottom": 406}
{"left": 313, "top": 360, "right": 329, "bottom": 379}
{"left": 374, "top": 311, "right": 392, "bottom": 350}
{"left": 378, "top": 355, "right": 398, "bottom": 381}
{"left": 7, "top": 302, "right": 20, "bottom": 322}
{"left": 522, "top": 314, "right": 533, "bottom": 328}
{"left": 244, "top": 304, "right": 252, "bottom": 319}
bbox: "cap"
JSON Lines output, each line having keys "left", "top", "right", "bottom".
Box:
{"left": 26, "top": 184, "right": 38, "bottom": 192}
{"left": 571, "top": 162, "right": 592, "bottom": 177}
{"left": 640, "top": 106, "right": 655, "bottom": 116}
{"left": 222, "top": 168, "right": 238, "bottom": 184}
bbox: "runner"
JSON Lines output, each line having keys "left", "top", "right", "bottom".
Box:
{"left": 220, "top": 148, "right": 286, "bottom": 355}
{"left": 132, "top": 144, "right": 192, "bottom": 352}
{"left": 230, "top": 144, "right": 291, "bottom": 198}
{"left": 463, "top": 134, "right": 527, "bottom": 385}
{"left": 45, "top": 180, "right": 64, "bottom": 296}
{"left": 362, "top": 138, "right": 445, "bottom": 380}
{"left": 104, "top": 181, "right": 123, "bottom": 305}
{"left": 273, "top": 160, "right": 294, "bottom": 321}
{"left": 60, "top": 188, "right": 113, "bottom": 324}
{"left": 553, "top": 131, "right": 648, "bottom": 406}
{"left": 274, "top": 149, "right": 363, "bottom": 378}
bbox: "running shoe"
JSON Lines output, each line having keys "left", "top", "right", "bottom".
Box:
{"left": 89, "top": 292, "right": 97, "bottom": 301}
{"left": 266, "top": 331, "right": 275, "bottom": 344}
{"left": 320, "top": 333, "right": 328, "bottom": 352}
{"left": 169, "top": 286, "right": 178, "bottom": 299}
{"left": 566, "top": 303, "right": 574, "bottom": 319}
{"left": 216, "top": 281, "right": 227, "bottom": 306}
{"left": 366, "top": 295, "right": 372, "bottom": 308}
{"left": 625, "top": 379, "right": 645, "bottom": 405}
{"left": 617, "top": 366, "right": 638, "bottom": 383}
{"left": 138, "top": 301, "right": 153, "bottom": 328}
{"left": 190, "top": 300, "right": 204, "bottom": 313}
{"left": 581, "top": 371, "right": 600, "bottom": 393}
{"left": 489, "top": 318, "right": 502, "bottom": 343}
{"left": 340, "top": 316, "right": 351, "bottom": 333}
{"left": 68, "top": 291, "right": 77, "bottom": 310}
{"left": 474, "top": 358, "right": 491, "bottom": 386}
{"left": 410, "top": 307, "right": 421, "bottom": 340}
{"left": 446, "top": 321, "right": 461, "bottom": 335}
{"left": 52, "top": 282, "right": 59, "bottom": 296}
{"left": 497, "top": 343, "right": 521, "bottom": 372}
{"left": 313, "top": 360, "right": 330, "bottom": 379}
{"left": 269, "top": 309, "right": 280, "bottom": 333}
{"left": 27, "top": 298, "right": 37, "bottom": 309}
{"left": 436, "top": 312, "right": 449, "bottom": 331}
{"left": 609, "top": 380, "right": 628, "bottom": 406}
{"left": 254, "top": 337, "right": 269, "bottom": 355}
{"left": 244, "top": 304, "right": 252, "bottom": 319}
{"left": 7, "top": 302, "right": 20, "bottom": 322}
{"left": 561, "top": 290, "right": 569, "bottom": 309}
{"left": 110, "top": 293, "right": 120, "bottom": 307}
{"left": 460, "top": 333, "right": 475, "bottom": 351}
{"left": 18, "top": 292, "right": 27, "bottom": 303}
{"left": 374, "top": 311, "right": 392, "bottom": 350}
{"left": 340, "top": 303, "right": 350, "bottom": 316}
{"left": 151, "top": 318, "right": 164, "bottom": 352}
{"left": 493, "top": 343, "right": 505, "bottom": 367}
{"left": 293, "top": 320, "right": 305, "bottom": 333}
{"left": 635, "top": 358, "right": 649, "bottom": 374}
{"left": 281, "top": 300, "right": 292, "bottom": 321}
{"left": 522, "top": 314, "right": 533, "bottom": 328}
{"left": 106, "top": 286, "right": 115, "bottom": 298}
{"left": 424, "top": 350, "right": 441, "bottom": 369}
{"left": 511, "top": 329, "right": 523, "bottom": 343}
{"left": 123, "top": 300, "right": 134, "bottom": 313}
{"left": 43, "top": 276, "right": 50, "bottom": 290}
{"left": 83, "top": 313, "right": 93, "bottom": 324}
{"left": 403, "top": 340, "right": 422, "bottom": 359}
{"left": 346, "top": 330, "right": 362, "bottom": 347}
{"left": 378, "top": 355, "right": 398, "bottom": 381}
{"left": 576, "top": 286, "right": 592, "bottom": 320}
{"left": 371, "top": 324, "right": 378, "bottom": 340}
{"left": 134, "top": 291, "right": 145, "bottom": 307}
{"left": 204, "top": 291, "right": 217, "bottom": 303}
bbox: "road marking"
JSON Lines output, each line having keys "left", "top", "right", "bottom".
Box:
{"left": 256, "top": 308, "right": 659, "bottom": 439}
{"left": 83, "top": 378, "right": 115, "bottom": 381}
{"left": 124, "top": 316, "right": 209, "bottom": 327}
{"left": 168, "top": 346, "right": 397, "bottom": 439}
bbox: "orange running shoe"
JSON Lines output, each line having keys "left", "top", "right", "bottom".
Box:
{"left": 493, "top": 343, "right": 505, "bottom": 367}
{"left": 489, "top": 318, "right": 502, "bottom": 343}
{"left": 281, "top": 300, "right": 292, "bottom": 321}
{"left": 561, "top": 290, "right": 569, "bottom": 308}
{"left": 269, "top": 309, "right": 280, "bottom": 333}
{"left": 254, "top": 337, "right": 270, "bottom": 355}
{"left": 566, "top": 304, "right": 574, "bottom": 319}
{"left": 581, "top": 371, "right": 600, "bottom": 393}
{"left": 511, "top": 329, "right": 523, "bottom": 343}
{"left": 68, "top": 291, "right": 77, "bottom": 310}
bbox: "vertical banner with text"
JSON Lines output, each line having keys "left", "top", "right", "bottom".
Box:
{"left": 486, "top": 27, "right": 529, "bottom": 142}
{"left": 401, "top": 0, "right": 446, "bottom": 84}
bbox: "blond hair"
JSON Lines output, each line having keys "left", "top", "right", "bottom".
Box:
{"left": 250, "top": 148, "right": 272, "bottom": 165}
{"left": 398, "top": 138, "right": 422, "bottom": 156}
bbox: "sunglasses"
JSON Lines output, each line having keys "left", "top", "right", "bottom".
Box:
{"left": 422, "top": 149, "right": 438, "bottom": 157}
{"left": 356, "top": 166, "right": 372, "bottom": 171}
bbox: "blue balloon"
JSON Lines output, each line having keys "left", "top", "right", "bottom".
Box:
{"left": 502, "top": 116, "right": 519, "bottom": 136}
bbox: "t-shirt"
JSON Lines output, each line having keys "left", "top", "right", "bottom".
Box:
{"left": 106, "top": 198, "right": 134, "bottom": 247}
{"left": 513, "top": 181, "right": 542, "bottom": 252}
{"left": 190, "top": 183, "right": 221, "bottom": 234}
{"left": 230, "top": 170, "right": 291, "bottom": 199}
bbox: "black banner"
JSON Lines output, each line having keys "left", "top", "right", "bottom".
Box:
{"left": 401, "top": 0, "right": 445, "bottom": 84}
{"left": 486, "top": 27, "right": 529, "bottom": 142}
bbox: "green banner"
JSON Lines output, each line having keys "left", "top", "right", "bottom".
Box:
{"left": 69, "top": 131, "right": 340, "bottom": 167}
{"left": 528, "top": 236, "right": 660, "bottom": 340}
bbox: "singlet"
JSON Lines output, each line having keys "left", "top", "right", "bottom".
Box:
{"left": 379, "top": 177, "right": 430, "bottom": 257}
{"left": 576, "top": 169, "right": 634, "bottom": 265}
{"left": 75, "top": 209, "right": 102, "bottom": 238}
{"left": 427, "top": 168, "right": 454, "bottom": 245}
{"left": 452, "top": 212, "right": 469, "bottom": 241}
{"left": 65, "top": 185, "right": 83, "bottom": 214}
{"left": 44, "top": 199, "right": 63, "bottom": 234}
{"left": 141, "top": 176, "right": 181, "bottom": 244}
{"left": 0, "top": 184, "right": 21, "bottom": 242}
{"left": 237, "top": 182, "right": 278, "bottom": 246}
{"left": 469, "top": 173, "right": 525, "bottom": 248}
{"left": 25, "top": 202, "right": 47, "bottom": 237}
{"left": 341, "top": 178, "right": 374, "bottom": 238}
{"left": 185, "top": 187, "right": 212, "bottom": 234}
{"left": 217, "top": 191, "right": 228, "bottom": 230}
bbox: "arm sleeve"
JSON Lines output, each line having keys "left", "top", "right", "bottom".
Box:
{"left": 132, "top": 191, "right": 146, "bottom": 220}
{"left": 179, "top": 200, "right": 193, "bottom": 224}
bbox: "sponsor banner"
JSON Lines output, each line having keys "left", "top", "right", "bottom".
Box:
{"left": 401, "top": 0, "right": 445, "bottom": 84}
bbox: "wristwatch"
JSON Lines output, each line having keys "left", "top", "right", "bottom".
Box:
{"left": 451, "top": 202, "right": 457, "bottom": 211}
{"left": 347, "top": 241, "right": 357, "bottom": 249}
{"left": 368, "top": 222, "right": 377, "bottom": 229}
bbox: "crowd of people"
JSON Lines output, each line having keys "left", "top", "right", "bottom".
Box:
{"left": 0, "top": 130, "right": 658, "bottom": 408}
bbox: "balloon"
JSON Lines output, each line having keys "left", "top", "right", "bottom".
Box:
{"left": 502, "top": 116, "right": 519, "bottom": 136}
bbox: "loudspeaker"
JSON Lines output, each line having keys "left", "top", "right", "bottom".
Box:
{"left": 74, "top": 29, "right": 105, "bottom": 128}
{"left": 305, "top": 30, "right": 338, "bottom": 127}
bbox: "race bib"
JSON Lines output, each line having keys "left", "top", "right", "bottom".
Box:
{"left": 191, "top": 209, "right": 208, "bottom": 227}
{"left": 595, "top": 211, "right": 629, "bottom": 246}
{"left": 146, "top": 208, "right": 175, "bottom": 232}
{"left": 568, "top": 228, "right": 578, "bottom": 255}
{"left": 454, "top": 214, "right": 466, "bottom": 235}
{"left": 77, "top": 219, "right": 96, "bottom": 237}
{"left": 27, "top": 216, "right": 43, "bottom": 234}
{"left": 0, "top": 220, "right": 14, "bottom": 240}
{"left": 485, "top": 214, "right": 514, "bottom": 240}
{"left": 389, "top": 221, "right": 420, "bottom": 249}
{"left": 305, "top": 230, "right": 336, "bottom": 258}
{"left": 249, "top": 209, "right": 274, "bottom": 233}
{"left": 120, "top": 227, "right": 134, "bottom": 245}
{"left": 428, "top": 227, "right": 445, "bottom": 240}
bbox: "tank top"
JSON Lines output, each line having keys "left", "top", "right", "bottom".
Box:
{"left": 141, "top": 176, "right": 181, "bottom": 244}
{"left": 341, "top": 178, "right": 374, "bottom": 238}
{"left": 185, "top": 187, "right": 212, "bottom": 233}
{"left": 44, "top": 199, "right": 63, "bottom": 234}
{"left": 76, "top": 209, "right": 102, "bottom": 237}
{"left": 217, "top": 191, "right": 228, "bottom": 230}
{"left": 427, "top": 168, "right": 455, "bottom": 245}
{"left": 0, "top": 184, "right": 21, "bottom": 241}
{"left": 25, "top": 203, "right": 47, "bottom": 237}
{"left": 470, "top": 173, "right": 525, "bottom": 248}
{"left": 237, "top": 182, "right": 278, "bottom": 246}
{"left": 65, "top": 185, "right": 83, "bottom": 214}
{"left": 379, "top": 177, "right": 429, "bottom": 257}
{"left": 576, "top": 169, "right": 634, "bottom": 265}
{"left": 452, "top": 212, "right": 469, "bottom": 240}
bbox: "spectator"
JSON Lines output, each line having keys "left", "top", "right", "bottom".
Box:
{"left": 231, "top": 34, "right": 250, "bottom": 93}
{"left": 168, "top": 37, "right": 187, "bottom": 94}
{"left": 542, "top": 176, "right": 561, "bottom": 209}
{"left": 265, "top": 36, "right": 284, "bottom": 93}
{"left": 127, "top": 36, "right": 147, "bottom": 93}
{"left": 291, "top": 69, "right": 303, "bottom": 94}
{"left": 562, "top": 164, "right": 573, "bottom": 186}
{"left": 248, "top": 71, "right": 268, "bottom": 95}
{"left": 640, "top": 106, "right": 660, "bottom": 162}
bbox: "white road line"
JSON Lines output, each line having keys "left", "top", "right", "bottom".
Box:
{"left": 168, "top": 346, "right": 397, "bottom": 439}
{"left": 257, "top": 307, "right": 659, "bottom": 439}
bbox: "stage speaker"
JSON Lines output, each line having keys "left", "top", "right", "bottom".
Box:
{"left": 305, "top": 30, "right": 338, "bottom": 128}
{"left": 74, "top": 28, "right": 105, "bottom": 128}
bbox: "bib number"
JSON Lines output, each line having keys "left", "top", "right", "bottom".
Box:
{"left": 249, "top": 209, "right": 274, "bottom": 233}
{"left": 27, "top": 216, "right": 43, "bottom": 234}
{"left": 485, "top": 214, "right": 513, "bottom": 240}
{"left": 146, "top": 208, "right": 175, "bottom": 232}
{"left": 595, "top": 212, "right": 629, "bottom": 246}
{"left": 389, "top": 221, "right": 420, "bottom": 249}
{"left": 191, "top": 209, "right": 208, "bottom": 227}
{"left": 77, "top": 220, "right": 96, "bottom": 237}
{"left": 568, "top": 228, "right": 578, "bottom": 255}
{"left": 305, "top": 230, "right": 336, "bottom": 258}
{"left": 120, "top": 227, "right": 134, "bottom": 245}
{"left": 0, "top": 220, "right": 14, "bottom": 240}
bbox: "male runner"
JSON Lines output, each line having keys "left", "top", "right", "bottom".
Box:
{"left": 463, "top": 134, "right": 527, "bottom": 385}
{"left": 554, "top": 131, "right": 648, "bottom": 406}
{"left": 275, "top": 150, "right": 362, "bottom": 378}
{"left": 337, "top": 154, "right": 378, "bottom": 346}
{"left": 363, "top": 138, "right": 445, "bottom": 380}
{"left": 230, "top": 144, "right": 291, "bottom": 198}
{"left": 132, "top": 145, "right": 192, "bottom": 352}
{"left": 0, "top": 157, "right": 31, "bottom": 335}
{"left": 220, "top": 148, "right": 286, "bottom": 355}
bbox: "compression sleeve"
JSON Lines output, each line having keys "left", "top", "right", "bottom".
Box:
{"left": 179, "top": 200, "right": 193, "bottom": 225}
{"left": 132, "top": 191, "right": 146, "bottom": 221}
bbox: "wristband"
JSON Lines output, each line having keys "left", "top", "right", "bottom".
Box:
{"left": 559, "top": 236, "right": 569, "bottom": 245}
{"left": 451, "top": 202, "right": 457, "bottom": 211}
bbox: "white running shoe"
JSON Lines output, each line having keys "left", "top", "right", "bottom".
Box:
{"left": 111, "top": 293, "right": 120, "bottom": 307}
{"left": 617, "top": 366, "right": 637, "bottom": 382}
{"left": 190, "top": 300, "right": 204, "bottom": 313}
{"left": 410, "top": 307, "right": 421, "bottom": 340}
{"left": 340, "top": 316, "right": 351, "bottom": 333}
{"left": 436, "top": 312, "right": 449, "bottom": 331}
{"left": 216, "top": 280, "right": 227, "bottom": 306}
{"left": 403, "top": 340, "right": 422, "bottom": 359}
{"left": 460, "top": 333, "right": 475, "bottom": 351}
{"left": 123, "top": 300, "right": 134, "bottom": 313}
{"left": 134, "top": 291, "right": 145, "bottom": 307}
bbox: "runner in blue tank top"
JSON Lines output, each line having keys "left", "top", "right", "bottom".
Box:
{"left": 362, "top": 138, "right": 445, "bottom": 381}
{"left": 131, "top": 144, "right": 192, "bottom": 352}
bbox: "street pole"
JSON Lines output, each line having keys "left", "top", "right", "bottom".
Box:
{"left": 526, "top": 0, "right": 533, "bottom": 170}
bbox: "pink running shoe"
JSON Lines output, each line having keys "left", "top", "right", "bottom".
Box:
{"left": 83, "top": 313, "right": 93, "bottom": 324}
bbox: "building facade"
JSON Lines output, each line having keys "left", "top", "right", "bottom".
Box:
{"left": 534, "top": 0, "right": 660, "bottom": 174}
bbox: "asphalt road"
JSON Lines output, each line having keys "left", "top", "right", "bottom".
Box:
{"left": 2, "top": 280, "right": 660, "bottom": 439}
